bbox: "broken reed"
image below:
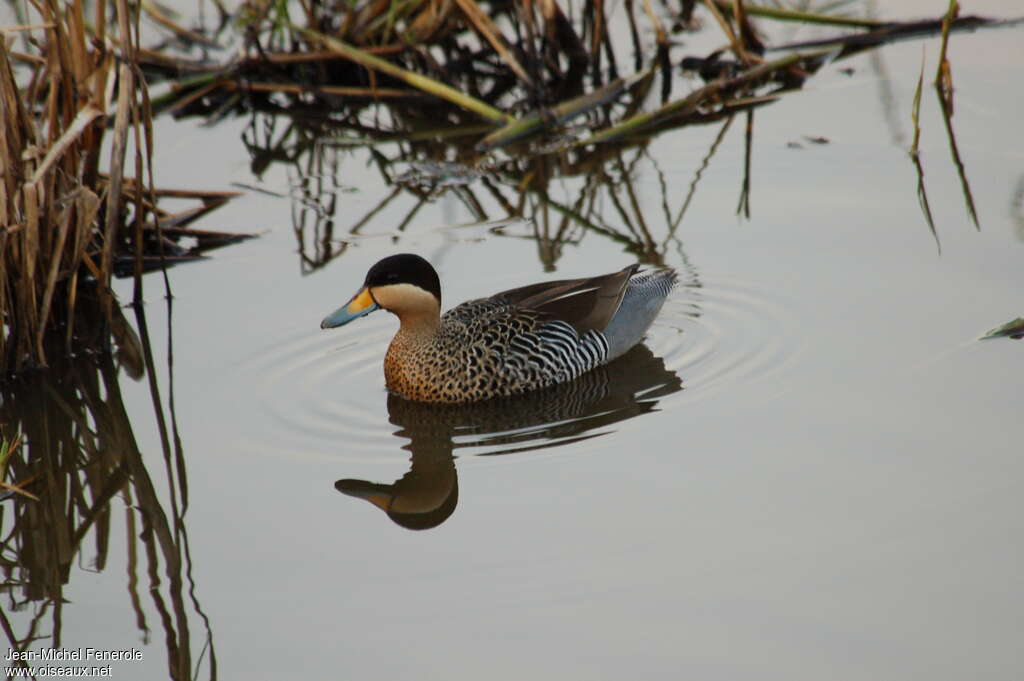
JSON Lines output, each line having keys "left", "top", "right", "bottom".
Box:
{"left": 161, "top": 0, "right": 1000, "bottom": 153}
{"left": 162, "top": 0, "right": 672, "bottom": 121}
{"left": 0, "top": 0, "right": 156, "bottom": 375}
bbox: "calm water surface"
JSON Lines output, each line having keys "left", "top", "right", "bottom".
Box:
{"left": 4, "top": 2, "right": 1023, "bottom": 679}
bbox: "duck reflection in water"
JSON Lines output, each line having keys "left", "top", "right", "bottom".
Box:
{"left": 335, "top": 344, "right": 682, "bottom": 530}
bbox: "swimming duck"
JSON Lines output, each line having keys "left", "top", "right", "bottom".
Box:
{"left": 321, "top": 254, "right": 676, "bottom": 403}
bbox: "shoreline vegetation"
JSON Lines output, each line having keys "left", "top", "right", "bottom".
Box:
{"left": 0, "top": 2, "right": 1018, "bottom": 673}
{"left": 1, "top": 0, "right": 247, "bottom": 377}
{"left": 0, "top": 0, "right": 1011, "bottom": 377}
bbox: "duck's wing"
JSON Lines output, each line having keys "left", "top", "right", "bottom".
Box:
{"left": 493, "top": 265, "right": 640, "bottom": 335}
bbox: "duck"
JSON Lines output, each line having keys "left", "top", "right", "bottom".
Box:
{"left": 320, "top": 254, "right": 677, "bottom": 403}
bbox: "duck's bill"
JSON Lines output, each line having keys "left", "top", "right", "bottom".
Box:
{"left": 335, "top": 479, "right": 393, "bottom": 511}
{"left": 321, "top": 287, "right": 380, "bottom": 329}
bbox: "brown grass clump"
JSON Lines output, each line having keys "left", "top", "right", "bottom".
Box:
{"left": 1, "top": 0, "right": 243, "bottom": 376}
{"left": 1, "top": 0, "right": 138, "bottom": 373}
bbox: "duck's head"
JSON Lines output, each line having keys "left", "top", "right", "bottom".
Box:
{"left": 321, "top": 253, "right": 442, "bottom": 329}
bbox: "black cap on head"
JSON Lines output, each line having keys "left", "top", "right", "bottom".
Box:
{"left": 364, "top": 254, "right": 442, "bottom": 304}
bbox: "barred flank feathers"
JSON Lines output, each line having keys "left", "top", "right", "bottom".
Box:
{"left": 534, "top": 321, "right": 609, "bottom": 379}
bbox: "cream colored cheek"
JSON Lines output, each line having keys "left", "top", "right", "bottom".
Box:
{"left": 369, "top": 283, "right": 439, "bottom": 312}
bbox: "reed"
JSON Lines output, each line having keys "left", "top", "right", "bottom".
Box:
{"left": 980, "top": 317, "right": 1024, "bottom": 341}
{"left": 205, "top": 0, "right": 1005, "bottom": 270}
{"left": 154, "top": 0, "right": 1002, "bottom": 162}
{"left": 933, "top": 0, "right": 980, "bottom": 230}
{"left": 0, "top": 0, "right": 244, "bottom": 377}
{"left": 909, "top": 49, "right": 939, "bottom": 251}
{"left": 2, "top": 1, "right": 121, "bottom": 373}
{"left": 4, "top": 0, "right": 1004, "bottom": 374}
{"left": 712, "top": 0, "right": 884, "bottom": 29}
{"left": 162, "top": 0, "right": 664, "bottom": 126}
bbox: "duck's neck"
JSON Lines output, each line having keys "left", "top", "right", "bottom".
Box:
{"left": 394, "top": 310, "right": 441, "bottom": 341}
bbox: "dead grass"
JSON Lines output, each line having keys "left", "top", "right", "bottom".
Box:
{"left": 0, "top": 0, "right": 244, "bottom": 376}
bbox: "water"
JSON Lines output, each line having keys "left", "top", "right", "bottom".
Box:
{"left": 3, "top": 2, "right": 1023, "bottom": 679}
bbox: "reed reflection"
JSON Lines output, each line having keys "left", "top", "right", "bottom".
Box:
{"left": 335, "top": 344, "right": 681, "bottom": 530}
{"left": 0, "top": 296, "right": 215, "bottom": 681}
{"left": 148, "top": 0, "right": 1003, "bottom": 273}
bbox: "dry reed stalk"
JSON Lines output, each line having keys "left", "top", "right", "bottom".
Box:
{"left": 224, "top": 81, "right": 422, "bottom": 99}
{"left": 453, "top": 0, "right": 533, "bottom": 85}
{"left": 1, "top": 0, "right": 163, "bottom": 373}
{"left": 140, "top": 0, "right": 220, "bottom": 47}
{"left": 711, "top": 0, "right": 883, "bottom": 29}
{"left": 297, "top": 26, "right": 512, "bottom": 123}
{"left": 702, "top": 0, "right": 748, "bottom": 62}
{"left": 582, "top": 50, "right": 817, "bottom": 145}
{"left": 477, "top": 73, "right": 647, "bottom": 150}
{"left": 935, "top": 0, "right": 958, "bottom": 105}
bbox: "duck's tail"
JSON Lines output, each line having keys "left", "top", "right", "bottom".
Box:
{"left": 602, "top": 268, "right": 678, "bottom": 362}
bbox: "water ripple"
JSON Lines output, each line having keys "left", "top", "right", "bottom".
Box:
{"left": 232, "top": 270, "right": 801, "bottom": 463}
{"left": 231, "top": 315, "right": 402, "bottom": 462}
{"left": 650, "top": 273, "right": 804, "bottom": 405}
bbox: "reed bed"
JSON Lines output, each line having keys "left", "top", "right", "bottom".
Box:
{"left": 3, "top": 0, "right": 1006, "bottom": 374}
{"left": 154, "top": 0, "right": 1001, "bottom": 140}
{"left": 0, "top": 0, "right": 245, "bottom": 376}
{"left": 148, "top": 0, "right": 1002, "bottom": 263}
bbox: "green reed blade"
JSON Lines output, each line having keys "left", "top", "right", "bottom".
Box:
{"left": 712, "top": 0, "right": 883, "bottom": 29}
{"left": 478, "top": 72, "right": 648, "bottom": 150}
{"left": 296, "top": 26, "right": 511, "bottom": 124}
{"left": 582, "top": 51, "right": 818, "bottom": 145}
{"left": 979, "top": 317, "right": 1024, "bottom": 341}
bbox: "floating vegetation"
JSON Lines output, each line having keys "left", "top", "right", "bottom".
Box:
{"left": 979, "top": 317, "right": 1024, "bottom": 341}
{"left": 130, "top": 0, "right": 1007, "bottom": 275}
{"left": 152, "top": 0, "right": 1007, "bottom": 144}
{"left": 394, "top": 160, "right": 487, "bottom": 190}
